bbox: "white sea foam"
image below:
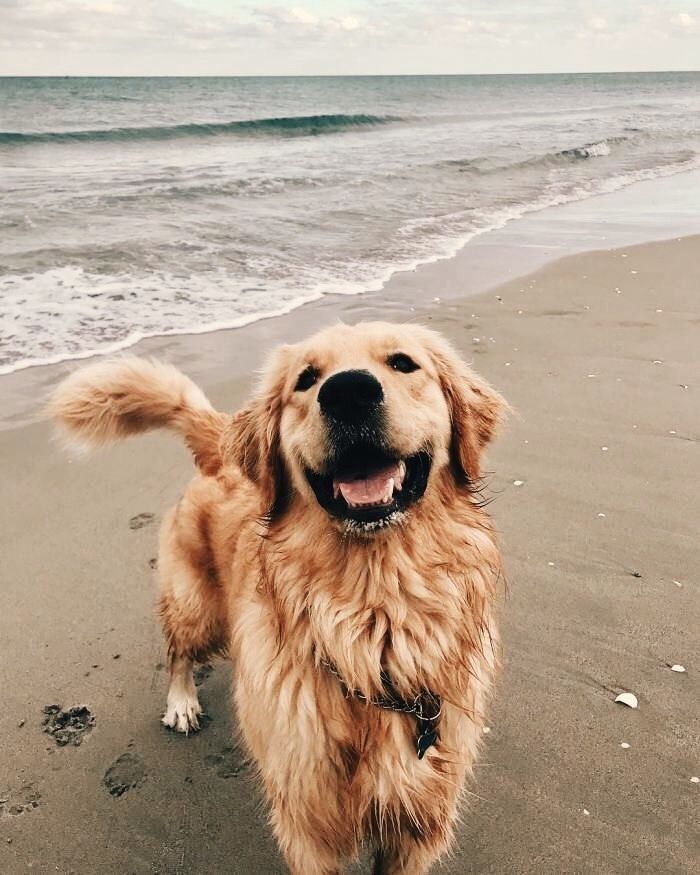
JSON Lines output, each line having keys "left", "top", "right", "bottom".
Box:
{"left": 2, "top": 152, "right": 700, "bottom": 377}
{"left": 563, "top": 141, "right": 612, "bottom": 159}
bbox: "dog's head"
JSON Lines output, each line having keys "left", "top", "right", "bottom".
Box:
{"left": 223, "top": 322, "right": 506, "bottom": 534}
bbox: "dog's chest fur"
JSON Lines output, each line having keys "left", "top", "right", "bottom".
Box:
{"left": 229, "top": 491, "right": 500, "bottom": 845}
{"left": 264, "top": 494, "right": 499, "bottom": 688}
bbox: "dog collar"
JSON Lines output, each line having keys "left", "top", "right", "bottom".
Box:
{"left": 321, "top": 659, "right": 441, "bottom": 759}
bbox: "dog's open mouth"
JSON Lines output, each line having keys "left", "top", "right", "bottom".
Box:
{"left": 305, "top": 445, "right": 432, "bottom": 526}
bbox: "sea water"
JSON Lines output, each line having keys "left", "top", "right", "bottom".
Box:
{"left": 1, "top": 72, "right": 699, "bottom": 373}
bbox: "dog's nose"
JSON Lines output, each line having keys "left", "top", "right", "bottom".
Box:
{"left": 318, "top": 369, "right": 383, "bottom": 422}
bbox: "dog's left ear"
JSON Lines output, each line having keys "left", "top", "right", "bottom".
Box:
{"left": 219, "top": 346, "right": 292, "bottom": 517}
{"left": 428, "top": 334, "right": 507, "bottom": 486}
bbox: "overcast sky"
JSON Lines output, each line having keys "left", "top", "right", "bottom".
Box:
{"left": 1, "top": 1, "right": 699, "bottom": 76}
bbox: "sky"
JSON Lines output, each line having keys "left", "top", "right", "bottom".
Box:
{"left": 1, "top": 0, "right": 699, "bottom": 76}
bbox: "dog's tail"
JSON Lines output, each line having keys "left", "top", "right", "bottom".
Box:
{"left": 49, "top": 358, "right": 229, "bottom": 474}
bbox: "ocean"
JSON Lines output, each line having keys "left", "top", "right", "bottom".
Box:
{"left": 1, "top": 72, "right": 699, "bottom": 374}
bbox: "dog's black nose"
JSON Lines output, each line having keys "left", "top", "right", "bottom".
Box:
{"left": 318, "top": 369, "right": 383, "bottom": 422}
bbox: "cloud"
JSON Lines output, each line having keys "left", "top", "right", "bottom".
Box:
{"left": 339, "top": 15, "right": 362, "bottom": 31}
{"left": 254, "top": 5, "right": 375, "bottom": 40}
{"left": 670, "top": 11, "right": 698, "bottom": 33}
{"left": 587, "top": 16, "right": 609, "bottom": 32}
{"left": 1, "top": 1, "right": 699, "bottom": 74}
{"left": 0, "top": 0, "right": 260, "bottom": 50}
{"left": 287, "top": 6, "right": 318, "bottom": 26}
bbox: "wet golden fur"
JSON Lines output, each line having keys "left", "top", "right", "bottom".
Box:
{"left": 50, "top": 322, "right": 506, "bottom": 874}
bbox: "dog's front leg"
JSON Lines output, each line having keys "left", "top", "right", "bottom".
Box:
{"left": 162, "top": 653, "right": 202, "bottom": 733}
{"left": 269, "top": 795, "right": 343, "bottom": 875}
{"left": 372, "top": 838, "right": 443, "bottom": 875}
{"left": 234, "top": 666, "right": 348, "bottom": 873}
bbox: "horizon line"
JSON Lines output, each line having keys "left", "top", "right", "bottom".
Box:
{"left": 1, "top": 69, "right": 699, "bottom": 79}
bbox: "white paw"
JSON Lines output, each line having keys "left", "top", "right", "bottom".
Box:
{"left": 162, "top": 691, "right": 203, "bottom": 734}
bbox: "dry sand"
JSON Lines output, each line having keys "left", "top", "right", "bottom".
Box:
{"left": 1, "top": 235, "right": 698, "bottom": 873}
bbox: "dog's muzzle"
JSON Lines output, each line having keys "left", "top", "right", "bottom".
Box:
{"left": 305, "top": 370, "right": 433, "bottom": 531}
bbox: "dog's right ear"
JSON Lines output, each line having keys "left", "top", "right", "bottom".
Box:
{"left": 219, "top": 346, "right": 292, "bottom": 518}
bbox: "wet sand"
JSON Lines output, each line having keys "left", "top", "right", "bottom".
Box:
{"left": 1, "top": 234, "right": 698, "bottom": 873}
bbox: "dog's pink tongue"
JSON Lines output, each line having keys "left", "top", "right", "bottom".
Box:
{"left": 335, "top": 464, "right": 398, "bottom": 505}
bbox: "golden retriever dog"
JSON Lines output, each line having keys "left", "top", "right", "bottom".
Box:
{"left": 50, "top": 321, "right": 506, "bottom": 874}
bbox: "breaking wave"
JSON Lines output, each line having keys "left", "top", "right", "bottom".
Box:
{"left": 0, "top": 113, "right": 404, "bottom": 147}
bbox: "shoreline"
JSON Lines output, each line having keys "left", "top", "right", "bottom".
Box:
{"left": 2, "top": 166, "right": 700, "bottom": 429}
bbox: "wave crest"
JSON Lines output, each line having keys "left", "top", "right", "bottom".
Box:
{"left": 442, "top": 136, "right": 627, "bottom": 176}
{"left": 0, "top": 113, "right": 403, "bottom": 147}
{"left": 560, "top": 140, "right": 613, "bottom": 159}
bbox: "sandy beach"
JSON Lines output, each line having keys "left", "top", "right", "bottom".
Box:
{"left": 1, "top": 214, "right": 699, "bottom": 871}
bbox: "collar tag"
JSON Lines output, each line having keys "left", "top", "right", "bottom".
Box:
{"left": 417, "top": 727, "right": 439, "bottom": 759}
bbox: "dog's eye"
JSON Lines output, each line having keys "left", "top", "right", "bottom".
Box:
{"left": 387, "top": 353, "right": 419, "bottom": 374}
{"left": 295, "top": 365, "right": 319, "bottom": 392}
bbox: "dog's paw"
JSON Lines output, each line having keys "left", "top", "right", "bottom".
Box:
{"left": 162, "top": 692, "right": 203, "bottom": 734}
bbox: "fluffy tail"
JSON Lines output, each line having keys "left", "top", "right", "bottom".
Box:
{"left": 49, "top": 358, "right": 229, "bottom": 475}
